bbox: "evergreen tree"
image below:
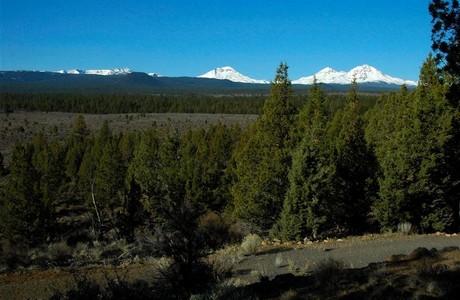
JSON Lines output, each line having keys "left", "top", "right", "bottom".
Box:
{"left": 179, "top": 123, "right": 240, "bottom": 213}
{"left": 276, "top": 80, "right": 334, "bottom": 240}
{"left": 116, "top": 176, "right": 144, "bottom": 242}
{"left": 332, "top": 81, "right": 376, "bottom": 233}
{"left": 77, "top": 121, "right": 112, "bottom": 200}
{"left": 94, "top": 138, "right": 125, "bottom": 212}
{"left": 0, "top": 144, "right": 48, "bottom": 244}
{"left": 231, "top": 63, "right": 296, "bottom": 230}
{"left": 429, "top": 0, "right": 460, "bottom": 80}
{"left": 65, "top": 115, "right": 90, "bottom": 180}
{"left": 129, "top": 129, "right": 183, "bottom": 220}
{"left": 372, "top": 56, "right": 454, "bottom": 231}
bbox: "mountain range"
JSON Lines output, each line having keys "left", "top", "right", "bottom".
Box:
{"left": 50, "top": 65, "right": 417, "bottom": 86}
{"left": 1, "top": 65, "right": 418, "bottom": 94}
{"left": 292, "top": 65, "right": 417, "bottom": 86}
{"left": 54, "top": 67, "right": 133, "bottom": 76}
{"left": 198, "top": 65, "right": 417, "bottom": 86}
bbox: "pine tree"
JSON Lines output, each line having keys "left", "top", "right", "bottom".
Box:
{"left": 231, "top": 63, "right": 296, "bottom": 230}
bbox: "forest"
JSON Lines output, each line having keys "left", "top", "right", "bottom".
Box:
{"left": 0, "top": 91, "right": 379, "bottom": 115}
{"left": 0, "top": 0, "right": 459, "bottom": 297}
{"left": 1, "top": 55, "right": 459, "bottom": 246}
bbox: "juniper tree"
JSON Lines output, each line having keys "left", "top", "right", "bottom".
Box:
{"left": 231, "top": 63, "right": 296, "bottom": 230}
{"left": 332, "top": 81, "right": 376, "bottom": 233}
{"left": 65, "top": 115, "right": 89, "bottom": 180}
{"left": 275, "top": 80, "right": 334, "bottom": 240}
{"left": 371, "top": 56, "right": 455, "bottom": 231}
{"left": 0, "top": 144, "right": 49, "bottom": 244}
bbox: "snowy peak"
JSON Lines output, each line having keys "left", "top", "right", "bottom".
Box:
{"left": 198, "top": 66, "right": 268, "bottom": 84}
{"left": 293, "top": 65, "right": 417, "bottom": 86}
{"left": 54, "top": 68, "right": 132, "bottom": 76}
{"left": 295, "top": 67, "right": 347, "bottom": 85}
{"left": 347, "top": 64, "right": 383, "bottom": 81}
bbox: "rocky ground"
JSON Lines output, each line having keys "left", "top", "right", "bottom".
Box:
{"left": 1, "top": 233, "right": 459, "bottom": 299}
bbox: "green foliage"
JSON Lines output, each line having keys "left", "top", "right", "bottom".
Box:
{"left": 179, "top": 123, "right": 241, "bottom": 212}
{"left": 231, "top": 63, "right": 297, "bottom": 230}
{"left": 429, "top": 0, "right": 460, "bottom": 81}
{"left": 0, "top": 144, "right": 50, "bottom": 244}
{"left": 95, "top": 138, "right": 125, "bottom": 210}
{"left": 0, "top": 91, "right": 380, "bottom": 117}
{"left": 276, "top": 80, "right": 334, "bottom": 240}
{"left": 154, "top": 201, "right": 230, "bottom": 299}
{"left": 332, "top": 81, "right": 376, "bottom": 233}
{"left": 369, "top": 56, "right": 455, "bottom": 231}
{"left": 65, "top": 115, "right": 90, "bottom": 180}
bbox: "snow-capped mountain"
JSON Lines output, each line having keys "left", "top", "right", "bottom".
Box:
{"left": 55, "top": 68, "right": 132, "bottom": 76}
{"left": 293, "top": 65, "right": 417, "bottom": 86}
{"left": 198, "top": 66, "right": 269, "bottom": 84}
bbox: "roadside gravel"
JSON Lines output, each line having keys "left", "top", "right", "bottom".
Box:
{"left": 233, "top": 234, "right": 460, "bottom": 282}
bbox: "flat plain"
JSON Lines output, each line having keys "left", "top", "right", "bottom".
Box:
{"left": 0, "top": 111, "right": 257, "bottom": 165}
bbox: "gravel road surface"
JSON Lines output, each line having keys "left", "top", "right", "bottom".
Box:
{"left": 234, "top": 234, "right": 460, "bottom": 282}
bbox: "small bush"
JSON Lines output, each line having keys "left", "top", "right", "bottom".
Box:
{"left": 274, "top": 253, "right": 284, "bottom": 268}
{"left": 199, "top": 211, "right": 231, "bottom": 249}
{"left": 314, "top": 258, "right": 347, "bottom": 288}
{"left": 47, "top": 242, "right": 73, "bottom": 266}
{"left": 416, "top": 259, "right": 447, "bottom": 279}
{"left": 240, "top": 234, "right": 261, "bottom": 256}
{"left": 397, "top": 222, "right": 412, "bottom": 234}
{"left": 50, "top": 274, "right": 154, "bottom": 300}
{"left": 0, "top": 239, "right": 30, "bottom": 271}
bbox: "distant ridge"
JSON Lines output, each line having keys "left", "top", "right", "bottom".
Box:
{"left": 1, "top": 66, "right": 417, "bottom": 94}
{"left": 54, "top": 68, "right": 133, "bottom": 76}
{"left": 11, "top": 65, "right": 417, "bottom": 86}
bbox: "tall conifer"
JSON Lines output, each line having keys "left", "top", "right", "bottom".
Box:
{"left": 231, "top": 63, "right": 296, "bottom": 230}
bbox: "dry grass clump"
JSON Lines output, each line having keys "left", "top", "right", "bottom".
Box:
{"left": 49, "top": 273, "right": 155, "bottom": 300}
{"left": 274, "top": 253, "right": 284, "bottom": 268}
{"left": 313, "top": 258, "right": 348, "bottom": 288}
{"left": 240, "top": 234, "right": 262, "bottom": 256}
{"left": 416, "top": 258, "right": 447, "bottom": 279}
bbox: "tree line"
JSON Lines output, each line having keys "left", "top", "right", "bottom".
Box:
{"left": 0, "top": 91, "right": 379, "bottom": 115}
{"left": 1, "top": 56, "right": 459, "bottom": 246}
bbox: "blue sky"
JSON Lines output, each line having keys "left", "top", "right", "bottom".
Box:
{"left": 1, "top": 0, "right": 432, "bottom": 81}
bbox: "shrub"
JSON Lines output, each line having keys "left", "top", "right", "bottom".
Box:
{"left": 198, "top": 211, "right": 231, "bottom": 249}
{"left": 0, "top": 239, "right": 30, "bottom": 271}
{"left": 240, "top": 234, "right": 261, "bottom": 256}
{"left": 314, "top": 258, "right": 347, "bottom": 288}
{"left": 397, "top": 222, "right": 412, "bottom": 234}
{"left": 153, "top": 201, "right": 231, "bottom": 298}
{"left": 50, "top": 274, "right": 154, "bottom": 300}
{"left": 47, "top": 242, "right": 73, "bottom": 266}
{"left": 416, "top": 259, "right": 447, "bottom": 279}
